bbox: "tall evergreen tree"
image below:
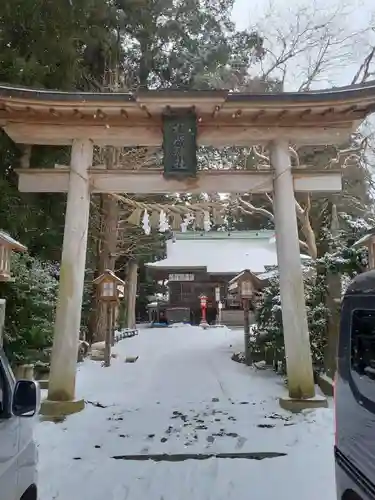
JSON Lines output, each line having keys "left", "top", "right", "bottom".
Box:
{"left": 115, "top": 0, "right": 263, "bottom": 89}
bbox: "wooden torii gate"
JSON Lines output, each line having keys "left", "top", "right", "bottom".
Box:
{"left": 1, "top": 83, "right": 375, "bottom": 415}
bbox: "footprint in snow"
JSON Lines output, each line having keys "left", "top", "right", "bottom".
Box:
{"left": 236, "top": 437, "right": 247, "bottom": 450}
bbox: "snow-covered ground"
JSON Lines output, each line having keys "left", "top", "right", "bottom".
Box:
{"left": 36, "top": 325, "right": 336, "bottom": 500}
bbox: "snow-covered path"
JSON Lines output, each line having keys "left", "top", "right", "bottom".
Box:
{"left": 36, "top": 326, "right": 336, "bottom": 499}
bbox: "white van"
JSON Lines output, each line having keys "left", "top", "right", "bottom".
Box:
{"left": 0, "top": 348, "right": 40, "bottom": 500}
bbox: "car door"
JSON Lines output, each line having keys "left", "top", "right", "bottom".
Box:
{"left": 0, "top": 350, "right": 19, "bottom": 500}
{"left": 336, "top": 295, "right": 375, "bottom": 496}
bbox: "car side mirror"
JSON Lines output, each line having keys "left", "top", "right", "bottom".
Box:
{"left": 12, "top": 380, "right": 41, "bottom": 417}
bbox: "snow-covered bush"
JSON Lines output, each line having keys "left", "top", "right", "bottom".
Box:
{"left": 253, "top": 243, "right": 366, "bottom": 372}
{"left": 253, "top": 268, "right": 328, "bottom": 369}
{"left": 0, "top": 253, "right": 58, "bottom": 365}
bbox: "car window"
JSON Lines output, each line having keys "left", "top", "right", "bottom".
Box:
{"left": 351, "top": 309, "right": 375, "bottom": 401}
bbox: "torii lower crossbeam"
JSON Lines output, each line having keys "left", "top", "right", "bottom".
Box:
{"left": 16, "top": 168, "right": 342, "bottom": 194}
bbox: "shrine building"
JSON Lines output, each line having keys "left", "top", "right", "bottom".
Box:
{"left": 146, "top": 230, "right": 310, "bottom": 325}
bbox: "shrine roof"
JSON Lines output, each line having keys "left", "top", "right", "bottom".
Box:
{"left": 1, "top": 80, "right": 375, "bottom": 103}
{"left": 0, "top": 230, "right": 27, "bottom": 251}
{"left": 146, "top": 231, "right": 310, "bottom": 275}
{"left": 2, "top": 81, "right": 375, "bottom": 146}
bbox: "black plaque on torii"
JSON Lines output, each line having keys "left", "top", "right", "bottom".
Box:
{"left": 162, "top": 107, "right": 198, "bottom": 179}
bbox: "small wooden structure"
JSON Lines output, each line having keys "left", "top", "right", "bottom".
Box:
{"left": 147, "top": 300, "right": 169, "bottom": 326}
{"left": 93, "top": 270, "right": 125, "bottom": 366}
{"left": 228, "top": 269, "right": 262, "bottom": 300}
{"left": 0, "top": 231, "right": 27, "bottom": 282}
{"left": 93, "top": 269, "right": 125, "bottom": 301}
{"left": 228, "top": 269, "right": 262, "bottom": 364}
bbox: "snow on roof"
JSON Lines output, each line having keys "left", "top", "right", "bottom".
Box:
{"left": 257, "top": 269, "right": 279, "bottom": 280}
{"left": 146, "top": 231, "right": 310, "bottom": 275}
{"left": 0, "top": 230, "right": 27, "bottom": 251}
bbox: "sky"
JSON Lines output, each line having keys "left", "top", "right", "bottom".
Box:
{"left": 231, "top": 0, "right": 374, "bottom": 90}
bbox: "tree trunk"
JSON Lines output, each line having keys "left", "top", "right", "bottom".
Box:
{"left": 126, "top": 261, "right": 138, "bottom": 329}
{"left": 324, "top": 203, "right": 341, "bottom": 378}
{"left": 325, "top": 272, "right": 341, "bottom": 377}
{"left": 94, "top": 147, "right": 119, "bottom": 341}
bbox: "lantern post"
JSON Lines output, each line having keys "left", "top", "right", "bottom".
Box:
{"left": 93, "top": 270, "right": 125, "bottom": 367}
{"left": 218, "top": 301, "right": 223, "bottom": 326}
{"left": 215, "top": 286, "right": 221, "bottom": 325}
{"left": 240, "top": 279, "right": 253, "bottom": 365}
{"left": 228, "top": 270, "right": 258, "bottom": 365}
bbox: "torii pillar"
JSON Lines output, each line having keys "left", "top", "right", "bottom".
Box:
{"left": 43, "top": 139, "right": 93, "bottom": 417}
{"left": 270, "top": 140, "right": 324, "bottom": 411}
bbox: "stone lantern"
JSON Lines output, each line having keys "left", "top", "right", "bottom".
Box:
{"left": 0, "top": 231, "right": 27, "bottom": 282}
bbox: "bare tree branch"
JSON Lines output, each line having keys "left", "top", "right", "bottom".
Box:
{"left": 295, "top": 195, "right": 317, "bottom": 259}
{"left": 252, "top": 0, "right": 368, "bottom": 91}
{"left": 238, "top": 199, "right": 311, "bottom": 254}
{"left": 351, "top": 40, "right": 375, "bottom": 85}
{"left": 238, "top": 196, "right": 275, "bottom": 221}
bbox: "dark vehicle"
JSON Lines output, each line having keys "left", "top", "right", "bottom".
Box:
{"left": 336, "top": 270, "right": 375, "bottom": 500}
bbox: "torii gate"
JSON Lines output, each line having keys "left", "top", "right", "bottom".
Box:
{"left": 1, "top": 83, "right": 375, "bottom": 416}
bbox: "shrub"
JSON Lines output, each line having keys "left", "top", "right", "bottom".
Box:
{"left": 0, "top": 253, "right": 58, "bottom": 365}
